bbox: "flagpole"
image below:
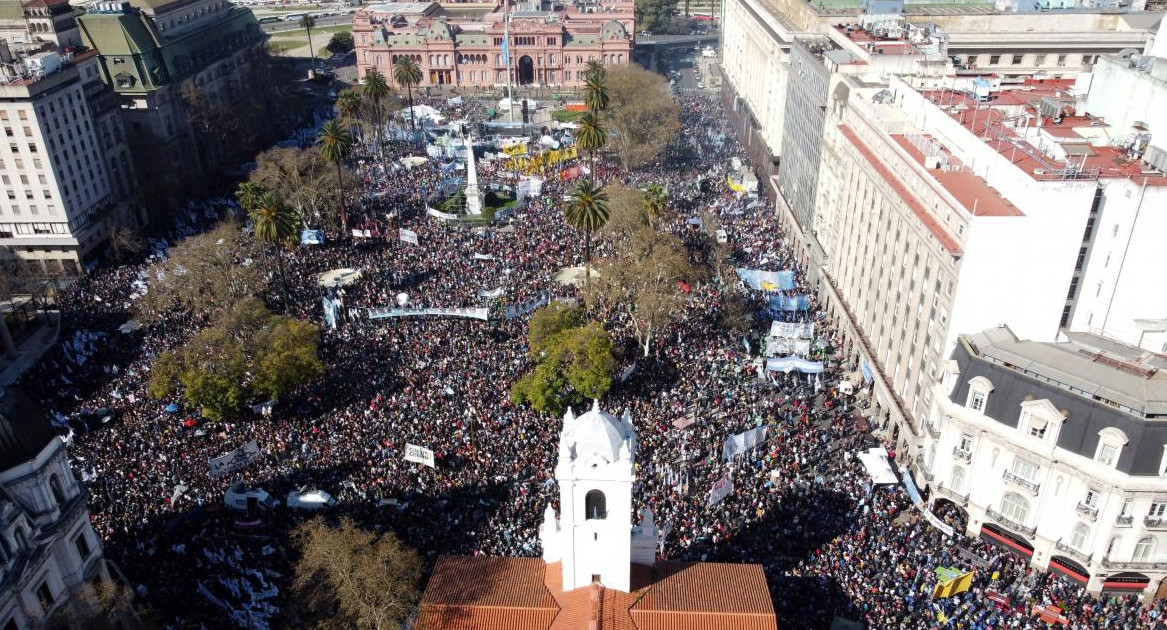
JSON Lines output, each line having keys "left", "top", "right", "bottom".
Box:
{"left": 503, "top": 0, "right": 514, "bottom": 124}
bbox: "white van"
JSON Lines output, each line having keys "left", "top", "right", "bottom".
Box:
{"left": 224, "top": 483, "right": 278, "bottom": 512}
{"left": 287, "top": 486, "right": 337, "bottom": 510}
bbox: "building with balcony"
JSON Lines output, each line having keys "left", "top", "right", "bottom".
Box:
{"left": 353, "top": 0, "right": 635, "bottom": 89}
{"left": 918, "top": 325, "right": 1167, "bottom": 598}
{"left": 77, "top": 0, "right": 269, "bottom": 195}
{"left": 0, "top": 42, "right": 138, "bottom": 272}
{"left": 0, "top": 388, "right": 107, "bottom": 629}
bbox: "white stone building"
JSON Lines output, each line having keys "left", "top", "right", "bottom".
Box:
{"left": 0, "top": 389, "right": 108, "bottom": 629}
{"left": 920, "top": 326, "right": 1167, "bottom": 598}
{"left": 540, "top": 401, "right": 656, "bottom": 593}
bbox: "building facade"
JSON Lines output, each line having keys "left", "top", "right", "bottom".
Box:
{"left": 0, "top": 45, "right": 138, "bottom": 271}
{"left": 77, "top": 0, "right": 269, "bottom": 194}
{"left": 0, "top": 389, "right": 108, "bottom": 629}
{"left": 920, "top": 326, "right": 1167, "bottom": 598}
{"left": 353, "top": 0, "right": 635, "bottom": 89}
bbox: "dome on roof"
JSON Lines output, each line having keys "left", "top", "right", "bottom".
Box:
{"left": 563, "top": 400, "right": 634, "bottom": 465}
{"left": 601, "top": 20, "right": 626, "bottom": 40}
{"left": 0, "top": 389, "right": 59, "bottom": 470}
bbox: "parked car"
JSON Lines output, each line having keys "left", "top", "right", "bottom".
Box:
{"left": 287, "top": 486, "right": 336, "bottom": 510}
{"left": 224, "top": 483, "right": 278, "bottom": 512}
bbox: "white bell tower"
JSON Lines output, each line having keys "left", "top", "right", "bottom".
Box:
{"left": 540, "top": 400, "right": 653, "bottom": 592}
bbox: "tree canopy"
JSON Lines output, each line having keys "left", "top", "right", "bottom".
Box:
{"left": 634, "top": 0, "right": 678, "bottom": 33}
{"left": 510, "top": 304, "right": 615, "bottom": 415}
{"left": 602, "top": 65, "right": 681, "bottom": 168}
{"left": 289, "top": 517, "right": 421, "bottom": 630}
{"left": 137, "top": 221, "right": 265, "bottom": 320}
{"left": 249, "top": 146, "right": 356, "bottom": 231}
{"left": 327, "top": 31, "right": 354, "bottom": 54}
{"left": 148, "top": 298, "right": 323, "bottom": 420}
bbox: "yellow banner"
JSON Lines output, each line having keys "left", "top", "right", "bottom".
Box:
{"left": 507, "top": 146, "right": 579, "bottom": 175}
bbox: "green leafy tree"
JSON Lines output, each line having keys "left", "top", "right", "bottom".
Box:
{"left": 327, "top": 31, "right": 355, "bottom": 54}
{"left": 318, "top": 118, "right": 354, "bottom": 234}
{"left": 248, "top": 190, "right": 299, "bottom": 286}
{"left": 642, "top": 183, "right": 667, "bottom": 225}
{"left": 510, "top": 305, "right": 615, "bottom": 415}
{"left": 574, "top": 112, "right": 607, "bottom": 182}
{"left": 564, "top": 179, "right": 610, "bottom": 294}
{"left": 235, "top": 181, "right": 267, "bottom": 214}
{"left": 585, "top": 59, "right": 605, "bottom": 84}
{"left": 289, "top": 517, "right": 421, "bottom": 630}
{"left": 635, "top": 0, "right": 678, "bottom": 32}
{"left": 300, "top": 15, "right": 318, "bottom": 73}
{"left": 393, "top": 56, "right": 423, "bottom": 133}
{"left": 148, "top": 298, "right": 323, "bottom": 419}
{"left": 362, "top": 68, "right": 391, "bottom": 155}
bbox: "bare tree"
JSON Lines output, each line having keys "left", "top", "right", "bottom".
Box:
{"left": 108, "top": 227, "right": 146, "bottom": 263}
{"left": 289, "top": 517, "right": 422, "bottom": 630}
{"left": 249, "top": 147, "right": 357, "bottom": 232}
{"left": 603, "top": 65, "right": 681, "bottom": 168}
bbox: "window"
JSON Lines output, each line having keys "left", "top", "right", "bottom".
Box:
{"left": 1000, "top": 493, "right": 1030, "bottom": 523}
{"left": 36, "top": 580, "right": 53, "bottom": 610}
{"left": 1029, "top": 423, "right": 1046, "bottom": 439}
{"left": 13, "top": 527, "right": 27, "bottom": 552}
{"left": 949, "top": 466, "right": 966, "bottom": 493}
{"left": 958, "top": 434, "right": 974, "bottom": 452}
{"left": 989, "top": 55, "right": 1001, "bottom": 65}
{"left": 1096, "top": 428, "right": 1128, "bottom": 468}
{"left": 1010, "top": 457, "right": 1039, "bottom": 482}
{"left": 74, "top": 533, "right": 91, "bottom": 559}
{"left": 1012, "top": 54, "right": 1023, "bottom": 65}
{"left": 970, "top": 391, "right": 985, "bottom": 411}
{"left": 1035, "top": 54, "right": 1047, "bottom": 66}
{"left": 49, "top": 474, "right": 64, "bottom": 505}
{"left": 1083, "top": 489, "right": 1099, "bottom": 507}
{"left": 584, "top": 490, "right": 606, "bottom": 520}
{"left": 1150, "top": 502, "right": 1167, "bottom": 518}
{"left": 1134, "top": 536, "right": 1156, "bottom": 562}
{"left": 1070, "top": 523, "right": 1089, "bottom": 550}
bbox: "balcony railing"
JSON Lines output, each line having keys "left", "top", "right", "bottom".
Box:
{"left": 1115, "top": 515, "right": 1134, "bottom": 527}
{"left": 1101, "top": 558, "right": 1167, "bottom": 571}
{"left": 952, "top": 447, "right": 972, "bottom": 463}
{"left": 936, "top": 484, "right": 969, "bottom": 506}
{"left": 1002, "top": 470, "right": 1041, "bottom": 495}
{"left": 1145, "top": 516, "right": 1167, "bottom": 530}
{"left": 925, "top": 422, "right": 940, "bottom": 439}
{"left": 986, "top": 508, "right": 1036, "bottom": 537}
{"left": 1076, "top": 502, "right": 1099, "bottom": 521}
{"left": 1054, "top": 540, "right": 1091, "bottom": 563}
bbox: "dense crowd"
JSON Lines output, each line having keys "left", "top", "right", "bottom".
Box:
{"left": 20, "top": 89, "right": 1167, "bottom": 629}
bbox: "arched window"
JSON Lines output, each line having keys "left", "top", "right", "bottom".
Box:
{"left": 585, "top": 490, "right": 606, "bottom": 520}
{"left": 949, "top": 466, "right": 966, "bottom": 493}
{"left": 1000, "top": 493, "right": 1030, "bottom": 524}
{"left": 49, "top": 474, "right": 65, "bottom": 505}
{"left": 1096, "top": 427, "right": 1129, "bottom": 468}
{"left": 1134, "top": 536, "right": 1156, "bottom": 562}
{"left": 966, "top": 376, "right": 993, "bottom": 412}
{"left": 13, "top": 527, "right": 27, "bottom": 553}
{"left": 1070, "top": 523, "right": 1089, "bottom": 550}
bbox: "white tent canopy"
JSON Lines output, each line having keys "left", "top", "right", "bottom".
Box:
{"left": 857, "top": 447, "right": 897, "bottom": 485}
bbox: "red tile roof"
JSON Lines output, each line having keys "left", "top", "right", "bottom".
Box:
{"left": 838, "top": 125, "right": 963, "bottom": 255}
{"left": 890, "top": 134, "right": 1023, "bottom": 218}
{"left": 417, "top": 556, "right": 779, "bottom": 630}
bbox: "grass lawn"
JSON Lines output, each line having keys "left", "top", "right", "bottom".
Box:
{"left": 266, "top": 40, "right": 306, "bottom": 55}
{"left": 552, "top": 110, "right": 584, "bottom": 123}
{"left": 272, "top": 24, "right": 352, "bottom": 38}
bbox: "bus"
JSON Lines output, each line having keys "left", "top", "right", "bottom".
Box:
{"left": 257, "top": 16, "right": 281, "bottom": 23}
{"left": 283, "top": 12, "right": 307, "bottom": 21}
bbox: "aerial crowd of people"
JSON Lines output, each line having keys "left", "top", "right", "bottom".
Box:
{"left": 19, "top": 88, "right": 1167, "bottom": 629}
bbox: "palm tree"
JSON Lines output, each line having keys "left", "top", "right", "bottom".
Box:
{"left": 249, "top": 191, "right": 299, "bottom": 285}
{"left": 582, "top": 74, "right": 609, "bottom": 114}
{"left": 300, "top": 15, "right": 318, "bottom": 76}
{"left": 318, "top": 118, "right": 354, "bottom": 235}
{"left": 235, "top": 181, "right": 267, "bottom": 214}
{"left": 574, "top": 112, "right": 607, "bottom": 183}
{"left": 564, "top": 179, "right": 610, "bottom": 294}
{"left": 393, "top": 56, "right": 423, "bottom": 133}
{"left": 642, "top": 183, "right": 667, "bottom": 225}
{"left": 585, "top": 59, "right": 605, "bottom": 84}
{"left": 335, "top": 89, "right": 364, "bottom": 143}
{"left": 362, "top": 68, "right": 390, "bottom": 156}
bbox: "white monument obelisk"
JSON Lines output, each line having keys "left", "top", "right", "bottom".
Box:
{"left": 464, "top": 136, "right": 484, "bottom": 215}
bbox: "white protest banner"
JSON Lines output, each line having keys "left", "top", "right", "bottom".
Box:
{"left": 707, "top": 475, "right": 733, "bottom": 507}
{"left": 208, "top": 440, "right": 263, "bottom": 478}
{"left": 404, "top": 444, "right": 436, "bottom": 468}
{"left": 619, "top": 363, "right": 637, "bottom": 382}
{"left": 473, "top": 253, "right": 496, "bottom": 261}
{"left": 769, "top": 321, "right": 814, "bottom": 339}
{"left": 367, "top": 307, "right": 489, "bottom": 321}
{"left": 478, "top": 287, "right": 505, "bottom": 299}
{"left": 399, "top": 228, "right": 419, "bottom": 245}
{"left": 722, "top": 426, "right": 768, "bottom": 460}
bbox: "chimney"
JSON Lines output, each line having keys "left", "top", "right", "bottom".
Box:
{"left": 588, "top": 582, "right": 601, "bottom": 630}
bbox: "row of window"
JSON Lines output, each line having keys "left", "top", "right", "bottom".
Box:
{"left": 957, "top": 54, "right": 1094, "bottom": 68}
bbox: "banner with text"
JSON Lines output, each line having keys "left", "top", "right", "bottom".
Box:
{"left": 404, "top": 444, "right": 436, "bottom": 468}
{"left": 399, "top": 228, "right": 419, "bottom": 245}
{"left": 368, "top": 307, "right": 489, "bottom": 321}
{"left": 707, "top": 475, "right": 734, "bottom": 507}
{"left": 208, "top": 440, "right": 263, "bottom": 479}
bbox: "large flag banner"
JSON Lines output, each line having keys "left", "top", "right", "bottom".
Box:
{"left": 208, "top": 440, "right": 263, "bottom": 478}
{"left": 932, "top": 568, "right": 974, "bottom": 599}
{"left": 399, "top": 228, "right": 419, "bottom": 245}
{"left": 707, "top": 475, "right": 734, "bottom": 507}
{"left": 722, "top": 426, "right": 769, "bottom": 460}
{"left": 769, "top": 321, "right": 814, "bottom": 339}
{"left": 736, "top": 268, "right": 795, "bottom": 292}
{"left": 404, "top": 444, "right": 436, "bottom": 468}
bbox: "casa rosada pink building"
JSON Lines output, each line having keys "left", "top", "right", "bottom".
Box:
{"left": 353, "top": 0, "right": 635, "bottom": 89}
